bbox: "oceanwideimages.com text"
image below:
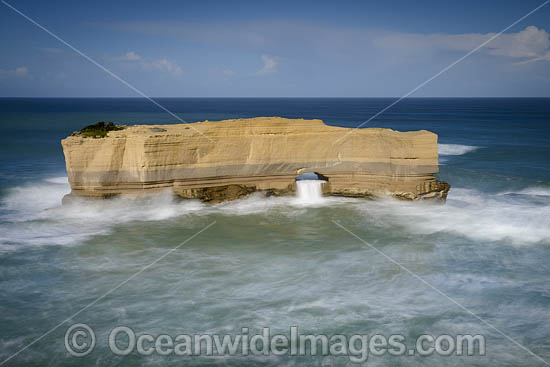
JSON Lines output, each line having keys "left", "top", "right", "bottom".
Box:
{"left": 65, "top": 324, "right": 486, "bottom": 363}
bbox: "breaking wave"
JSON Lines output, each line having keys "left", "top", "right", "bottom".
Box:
{"left": 353, "top": 188, "right": 550, "bottom": 245}
{"left": 1, "top": 176, "right": 549, "bottom": 250}
{"left": 438, "top": 144, "right": 480, "bottom": 156}
{"left": 0, "top": 176, "right": 351, "bottom": 250}
{"left": 0, "top": 176, "right": 211, "bottom": 249}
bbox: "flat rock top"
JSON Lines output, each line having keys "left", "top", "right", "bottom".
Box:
{"left": 70, "top": 117, "right": 432, "bottom": 139}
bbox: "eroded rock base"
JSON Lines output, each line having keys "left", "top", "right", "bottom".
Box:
{"left": 65, "top": 179, "right": 450, "bottom": 204}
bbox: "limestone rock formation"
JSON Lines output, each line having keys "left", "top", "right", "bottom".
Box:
{"left": 61, "top": 117, "right": 450, "bottom": 203}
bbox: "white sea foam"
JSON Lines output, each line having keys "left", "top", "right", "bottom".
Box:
{"left": 438, "top": 144, "right": 480, "bottom": 156}
{"left": 1, "top": 176, "right": 71, "bottom": 223}
{"left": 1, "top": 176, "right": 549, "bottom": 249}
{"left": 353, "top": 188, "right": 550, "bottom": 245}
{"left": 295, "top": 180, "right": 325, "bottom": 205}
{"left": 0, "top": 177, "right": 206, "bottom": 249}
{"left": 44, "top": 176, "right": 69, "bottom": 184}
{"left": 0, "top": 176, "right": 347, "bottom": 249}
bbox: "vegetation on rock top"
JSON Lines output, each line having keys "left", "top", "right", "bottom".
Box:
{"left": 78, "top": 121, "right": 124, "bottom": 138}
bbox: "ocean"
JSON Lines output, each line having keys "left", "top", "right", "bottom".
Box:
{"left": 0, "top": 98, "right": 549, "bottom": 366}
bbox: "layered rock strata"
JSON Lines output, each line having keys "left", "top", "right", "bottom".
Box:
{"left": 61, "top": 117, "right": 450, "bottom": 203}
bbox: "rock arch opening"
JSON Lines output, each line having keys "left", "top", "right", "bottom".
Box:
{"left": 295, "top": 172, "right": 328, "bottom": 181}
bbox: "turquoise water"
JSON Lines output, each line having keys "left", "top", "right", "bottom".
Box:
{"left": 0, "top": 98, "right": 549, "bottom": 366}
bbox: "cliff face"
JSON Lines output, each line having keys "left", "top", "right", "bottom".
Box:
{"left": 61, "top": 117, "right": 450, "bottom": 202}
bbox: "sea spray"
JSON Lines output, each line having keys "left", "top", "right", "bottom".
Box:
{"left": 295, "top": 180, "right": 325, "bottom": 204}
{"left": 438, "top": 144, "right": 480, "bottom": 156}
{"left": 2, "top": 176, "right": 549, "bottom": 247}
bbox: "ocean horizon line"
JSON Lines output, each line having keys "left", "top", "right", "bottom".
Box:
{"left": 1, "top": 96, "right": 550, "bottom": 99}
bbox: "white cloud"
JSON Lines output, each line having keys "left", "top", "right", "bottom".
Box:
{"left": 116, "top": 52, "right": 183, "bottom": 76}
{"left": 223, "top": 69, "right": 236, "bottom": 76}
{"left": 514, "top": 52, "right": 550, "bottom": 65}
{"left": 487, "top": 26, "right": 548, "bottom": 58}
{"left": 150, "top": 58, "right": 183, "bottom": 76}
{"left": 118, "top": 51, "right": 141, "bottom": 61}
{"left": 0, "top": 66, "right": 28, "bottom": 79}
{"left": 374, "top": 26, "right": 550, "bottom": 62}
{"left": 255, "top": 54, "right": 277, "bottom": 75}
{"left": 111, "top": 21, "right": 550, "bottom": 67}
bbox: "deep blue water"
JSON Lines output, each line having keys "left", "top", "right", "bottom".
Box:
{"left": 0, "top": 98, "right": 549, "bottom": 366}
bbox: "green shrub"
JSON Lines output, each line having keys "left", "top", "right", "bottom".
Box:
{"left": 79, "top": 121, "right": 124, "bottom": 138}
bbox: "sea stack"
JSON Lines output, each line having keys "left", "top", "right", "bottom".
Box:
{"left": 61, "top": 117, "right": 450, "bottom": 203}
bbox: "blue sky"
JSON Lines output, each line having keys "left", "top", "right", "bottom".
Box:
{"left": 1, "top": 0, "right": 549, "bottom": 97}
